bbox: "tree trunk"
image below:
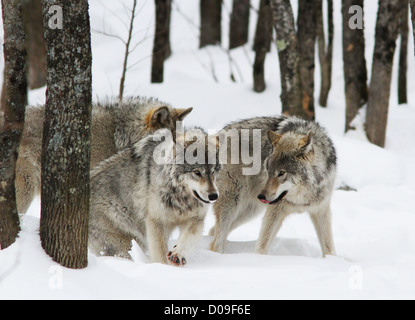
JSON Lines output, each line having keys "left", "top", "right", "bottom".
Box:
{"left": 229, "top": 0, "right": 250, "bottom": 49}
{"left": 23, "top": 0, "right": 47, "bottom": 90}
{"left": 0, "top": 0, "right": 27, "bottom": 250}
{"left": 253, "top": 0, "right": 272, "bottom": 92}
{"left": 342, "top": 0, "right": 368, "bottom": 132}
{"left": 269, "top": 0, "right": 306, "bottom": 119}
{"left": 317, "top": 0, "right": 334, "bottom": 107}
{"left": 152, "top": 0, "right": 172, "bottom": 83}
{"left": 297, "top": 0, "right": 317, "bottom": 120}
{"left": 165, "top": 0, "right": 172, "bottom": 59}
{"left": 365, "top": 0, "right": 400, "bottom": 148}
{"left": 398, "top": 0, "right": 409, "bottom": 105}
{"left": 40, "top": 0, "right": 92, "bottom": 269}
{"left": 200, "top": 0, "right": 222, "bottom": 48}
{"left": 411, "top": 0, "right": 415, "bottom": 57}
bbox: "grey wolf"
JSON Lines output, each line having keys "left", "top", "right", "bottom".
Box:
{"left": 209, "top": 116, "right": 337, "bottom": 257}
{"left": 15, "top": 97, "right": 193, "bottom": 213}
{"left": 89, "top": 128, "right": 222, "bottom": 265}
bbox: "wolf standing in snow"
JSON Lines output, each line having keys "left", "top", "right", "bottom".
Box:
{"left": 15, "top": 97, "right": 192, "bottom": 213}
{"left": 210, "top": 116, "right": 337, "bottom": 257}
{"left": 89, "top": 128, "right": 222, "bottom": 265}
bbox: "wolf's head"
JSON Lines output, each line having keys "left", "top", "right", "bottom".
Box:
{"left": 176, "top": 129, "right": 222, "bottom": 205}
{"left": 258, "top": 130, "right": 314, "bottom": 206}
{"left": 152, "top": 128, "right": 222, "bottom": 205}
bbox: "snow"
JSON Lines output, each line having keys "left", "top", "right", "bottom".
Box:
{"left": 1, "top": 0, "right": 415, "bottom": 300}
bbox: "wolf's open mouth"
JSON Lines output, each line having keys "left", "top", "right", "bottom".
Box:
{"left": 269, "top": 191, "right": 288, "bottom": 205}
{"left": 193, "top": 191, "right": 210, "bottom": 204}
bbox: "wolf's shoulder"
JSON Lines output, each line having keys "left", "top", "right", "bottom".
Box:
{"left": 93, "top": 96, "right": 171, "bottom": 115}
{"left": 222, "top": 116, "right": 286, "bottom": 131}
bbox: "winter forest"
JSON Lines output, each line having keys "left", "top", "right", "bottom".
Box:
{"left": 1, "top": 0, "right": 415, "bottom": 300}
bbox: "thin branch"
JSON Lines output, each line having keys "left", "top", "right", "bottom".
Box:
{"left": 119, "top": 0, "right": 138, "bottom": 101}
{"left": 91, "top": 28, "right": 126, "bottom": 44}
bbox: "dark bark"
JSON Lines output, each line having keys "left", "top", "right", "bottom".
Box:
{"left": 398, "top": 0, "right": 409, "bottom": 105}
{"left": 120, "top": 0, "right": 137, "bottom": 98}
{"left": 317, "top": 0, "right": 334, "bottom": 107}
{"left": 269, "top": 0, "right": 306, "bottom": 119}
{"left": 411, "top": 0, "right": 415, "bottom": 57}
{"left": 151, "top": 0, "right": 172, "bottom": 83}
{"left": 40, "top": 0, "right": 92, "bottom": 269}
{"left": 365, "top": 0, "right": 400, "bottom": 148}
{"left": 342, "top": 0, "right": 368, "bottom": 132}
{"left": 0, "top": 0, "right": 27, "bottom": 250}
{"left": 23, "top": 0, "right": 47, "bottom": 90}
{"left": 253, "top": 0, "right": 272, "bottom": 92}
{"left": 165, "top": 0, "right": 172, "bottom": 59}
{"left": 229, "top": 0, "right": 250, "bottom": 49}
{"left": 297, "top": 0, "right": 317, "bottom": 120}
{"left": 200, "top": 0, "right": 222, "bottom": 48}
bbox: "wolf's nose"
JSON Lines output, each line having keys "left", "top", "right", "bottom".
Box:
{"left": 208, "top": 193, "right": 218, "bottom": 201}
{"left": 258, "top": 194, "right": 270, "bottom": 204}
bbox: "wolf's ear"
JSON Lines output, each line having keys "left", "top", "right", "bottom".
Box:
{"left": 267, "top": 130, "right": 282, "bottom": 146}
{"left": 175, "top": 107, "right": 193, "bottom": 121}
{"left": 147, "top": 106, "right": 170, "bottom": 129}
{"left": 298, "top": 132, "right": 313, "bottom": 154}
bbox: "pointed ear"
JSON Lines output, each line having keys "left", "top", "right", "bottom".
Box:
{"left": 298, "top": 132, "right": 313, "bottom": 153}
{"left": 147, "top": 106, "right": 170, "bottom": 129}
{"left": 267, "top": 130, "right": 282, "bottom": 146}
{"left": 175, "top": 107, "right": 193, "bottom": 121}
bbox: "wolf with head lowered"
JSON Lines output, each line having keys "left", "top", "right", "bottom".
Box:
{"left": 210, "top": 116, "right": 337, "bottom": 257}
{"left": 16, "top": 97, "right": 193, "bottom": 213}
{"left": 89, "top": 127, "right": 222, "bottom": 265}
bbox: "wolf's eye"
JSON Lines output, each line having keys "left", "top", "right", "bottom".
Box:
{"left": 193, "top": 170, "right": 202, "bottom": 177}
{"left": 278, "top": 170, "right": 286, "bottom": 178}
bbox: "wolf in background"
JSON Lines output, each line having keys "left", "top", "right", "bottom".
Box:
{"left": 15, "top": 97, "right": 193, "bottom": 213}
{"left": 89, "top": 128, "right": 222, "bottom": 265}
{"left": 209, "top": 116, "right": 337, "bottom": 257}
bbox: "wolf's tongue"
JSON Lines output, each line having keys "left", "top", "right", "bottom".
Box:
{"left": 260, "top": 199, "right": 271, "bottom": 204}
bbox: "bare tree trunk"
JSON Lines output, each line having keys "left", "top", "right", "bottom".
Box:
{"left": 411, "top": 0, "right": 415, "bottom": 57}
{"left": 317, "top": 0, "right": 334, "bottom": 107}
{"left": 40, "top": 0, "right": 92, "bottom": 269}
{"left": 398, "top": 0, "right": 409, "bottom": 105}
{"left": 152, "top": 0, "right": 171, "bottom": 83}
{"left": 200, "top": 0, "right": 222, "bottom": 48}
{"left": 253, "top": 0, "right": 272, "bottom": 92}
{"left": 229, "top": 0, "right": 250, "bottom": 49}
{"left": 297, "top": 0, "right": 317, "bottom": 120}
{"left": 165, "top": 0, "right": 172, "bottom": 59}
{"left": 343, "top": 0, "right": 368, "bottom": 132}
{"left": 269, "top": 0, "right": 306, "bottom": 119}
{"left": 0, "top": 0, "right": 27, "bottom": 250}
{"left": 23, "top": 0, "right": 47, "bottom": 90}
{"left": 365, "top": 0, "right": 400, "bottom": 148}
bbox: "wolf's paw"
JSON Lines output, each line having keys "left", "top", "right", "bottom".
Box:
{"left": 167, "top": 250, "right": 187, "bottom": 266}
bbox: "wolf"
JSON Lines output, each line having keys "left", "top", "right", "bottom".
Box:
{"left": 89, "top": 127, "right": 222, "bottom": 265}
{"left": 209, "top": 116, "right": 337, "bottom": 257}
{"left": 15, "top": 96, "right": 193, "bottom": 213}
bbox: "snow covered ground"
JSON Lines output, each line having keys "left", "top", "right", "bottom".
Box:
{"left": 1, "top": 0, "right": 415, "bottom": 300}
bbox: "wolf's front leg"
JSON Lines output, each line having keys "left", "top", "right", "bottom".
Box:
{"left": 168, "top": 217, "right": 204, "bottom": 266}
{"left": 146, "top": 217, "right": 171, "bottom": 264}
{"left": 310, "top": 204, "right": 336, "bottom": 257}
{"left": 256, "top": 206, "right": 290, "bottom": 255}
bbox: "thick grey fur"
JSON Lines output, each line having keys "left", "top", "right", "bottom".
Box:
{"left": 210, "top": 116, "right": 337, "bottom": 257}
